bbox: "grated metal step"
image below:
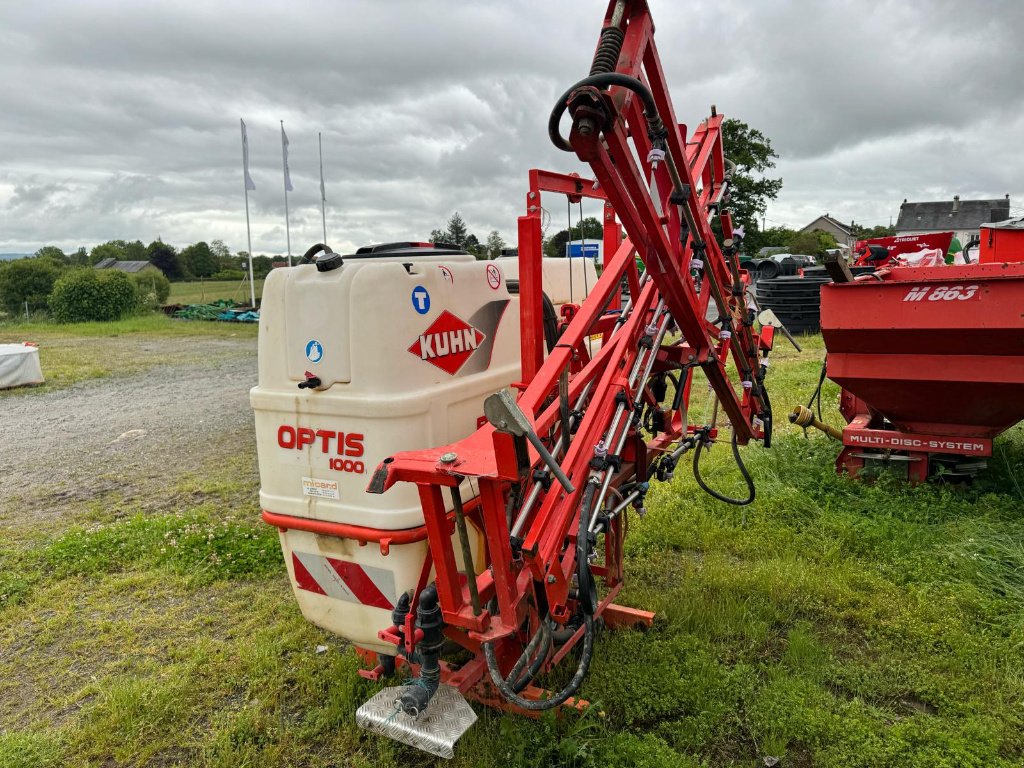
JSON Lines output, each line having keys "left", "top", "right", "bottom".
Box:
{"left": 356, "top": 684, "right": 477, "bottom": 759}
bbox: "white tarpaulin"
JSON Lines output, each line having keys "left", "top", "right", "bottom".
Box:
{"left": 0, "top": 343, "right": 44, "bottom": 389}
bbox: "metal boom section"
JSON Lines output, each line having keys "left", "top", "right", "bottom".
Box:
{"left": 367, "top": 0, "right": 772, "bottom": 713}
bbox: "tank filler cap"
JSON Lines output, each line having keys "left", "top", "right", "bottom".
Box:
{"left": 315, "top": 252, "right": 344, "bottom": 272}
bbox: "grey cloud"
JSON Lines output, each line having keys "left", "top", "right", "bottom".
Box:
{"left": 1, "top": 0, "right": 1021, "bottom": 255}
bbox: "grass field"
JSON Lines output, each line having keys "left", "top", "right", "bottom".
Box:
{"left": 0, "top": 314, "right": 257, "bottom": 395}
{"left": 2, "top": 331, "right": 1023, "bottom": 767}
{"left": 168, "top": 279, "right": 265, "bottom": 306}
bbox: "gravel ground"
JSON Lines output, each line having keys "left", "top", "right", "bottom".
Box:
{"left": 0, "top": 337, "right": 257, "bottom": 526}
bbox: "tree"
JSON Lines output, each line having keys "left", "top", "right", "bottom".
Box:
{"left": 122, "top": 240, "right": 148, "bottom": 261}
{"left": 0, "top": 258, "right": 62, "bottom": 313}
{"left": 210, "top": 239, "right": 236, "bottom": 272}
{"left": 147, "top": 240, "right": 185, "bottom": 280}
{"left": 89, "top": 242, "right": 121, "bottom": 265}
{"left": 751, "top": 226, "right": 797, "bottom": 252}
{"left": 443, "top": 212, "right": 470, "bottom": 248}
{"left": 464, "top": 233, "right": 484, "bottom": 259}
{"left": 545, "top": 229, "right": 572, "bottom": 258}
{"left": 851, "top": 223, "right": 896, "bottom": 240}
{"left": 485, "top": 230, "right": 506, "bottom": 259}
{"left": 180, "top": 241, "right": 218, "bottom": 278}
{"left": 88, "top": 239, "right": 147, "bottom": 264}
{"left": 543, "top": 216, "right": 603, "bottom": 258}
{"left": 69, "top": 247, "right": 89, "bottom": 266}
{"left": 35, "top": 246, "right": 67, "bottom": 264}
{"left": 250, "top": 255, "right": 274, "bottom": 279}
{"left": 210, "top": 239, "right": 231, "bottom": 259}
{"left": 787, "top": 229, "right": 838, "bottom": 257}
{"left": 721, "top": 118, "right": 783, "bottom": 238}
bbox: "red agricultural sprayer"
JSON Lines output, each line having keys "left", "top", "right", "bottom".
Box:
{"left": 251, "top": 0, "right": 775, "bottom": 756}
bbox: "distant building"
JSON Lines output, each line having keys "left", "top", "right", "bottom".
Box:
{"left": 800, "top": 214, "right": 855, "bottom": 248}
{"left": 895, "top": 195, "right": 1011, "bottom": 244}
{"left": 566, "top": 239, "right": 602, "bottom": 261}
{"left": 94, "top": 258, "right": 164, "bottom": 275}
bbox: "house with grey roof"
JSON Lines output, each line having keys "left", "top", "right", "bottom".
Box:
{"left": 799, "top": 214, "right": 855, "bottom": 248}
{"left": 94, "top": 258, "right": 164, "bottom": 275}
{"left": 895, "top": 195, "right": 1011, "bottom": 244}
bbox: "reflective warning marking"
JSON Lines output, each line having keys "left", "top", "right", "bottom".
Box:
{"left": 291, "top": 551, "right": 396, "bottom": 609}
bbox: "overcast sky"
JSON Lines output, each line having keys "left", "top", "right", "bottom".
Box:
{"left": 2, "top": 0, "right": 1022, "bottom": 255}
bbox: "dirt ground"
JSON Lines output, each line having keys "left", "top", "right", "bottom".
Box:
{"left": 0, "top": 336, "right": 257, "bottom": 531}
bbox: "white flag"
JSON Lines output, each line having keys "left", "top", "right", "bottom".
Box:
{"left": 319, "top": 132, "right": 326, "bottom": 203}
{"left": 281, "top": 123, "right": 293, "bottom": 192}
{"left": 240, "top": 119, "right": 255, "bottom": 191}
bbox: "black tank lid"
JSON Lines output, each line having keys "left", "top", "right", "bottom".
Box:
{"left": 347, "top": 242, "right": 470, "bottom": 259}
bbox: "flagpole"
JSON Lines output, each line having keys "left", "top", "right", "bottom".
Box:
{"left": 240, "top": 119, "right": 256, "bottom": 308}
{"left": 318, "top": 132, "right": 327, "bottom": 245}
{"left": 281, "top": 120, "right": 292, "bottom": 267}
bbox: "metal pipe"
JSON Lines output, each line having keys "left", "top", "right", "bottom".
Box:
{"left": 451, "top": 484, "right": 481, "bottom": 616}
{"left": 590, "top": 310, "right": 673, "bottom": 531}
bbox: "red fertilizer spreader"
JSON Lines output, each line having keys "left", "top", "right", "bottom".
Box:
{"left": 817, "top": 217, "right": 1024, "bottom": 482}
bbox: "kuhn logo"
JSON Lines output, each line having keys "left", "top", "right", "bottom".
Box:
{"left": 408, "top": 310, "right": 485, "bottom": 375}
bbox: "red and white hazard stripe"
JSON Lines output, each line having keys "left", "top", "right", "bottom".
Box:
{"left": 291, "top": 551, "right": 396, "bottom": 610}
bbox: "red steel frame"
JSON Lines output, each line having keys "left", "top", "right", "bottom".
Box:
{"left": 362, "top": 0, "right": 771, "bottom": 711}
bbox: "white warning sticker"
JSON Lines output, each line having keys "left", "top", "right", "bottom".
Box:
{"left": 302, "top": 476, "right": 339, "bottom": 500}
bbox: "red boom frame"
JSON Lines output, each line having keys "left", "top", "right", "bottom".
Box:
{"left": 365, "top": 0, "right": 772, "bottom": 711}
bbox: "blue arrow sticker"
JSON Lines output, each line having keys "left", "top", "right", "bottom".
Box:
{"left": 411, "top": 285, "right": 431, "bottom": 315}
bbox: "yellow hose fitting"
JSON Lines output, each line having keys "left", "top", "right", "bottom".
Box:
{"left": 789, "top": 404, "right": 843, "bottom": 441}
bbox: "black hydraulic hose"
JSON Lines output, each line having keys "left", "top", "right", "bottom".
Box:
{"left": 300, "top": 242, "right": 333, "bottom": 263}
{"left": 484, "top": 613, "right": 594, "bottom": 711}
{"left": 483, "top": 481, "right": 598, "bottom": 710}
{"left": 807, "top": 357, "right": 828, "bottom": 421}
{"left": 760, "top": 380, "right": 774, "bottom": 450}
{"left": 549, "top": 73, "right": 664, "bottom": 152}
{"left": 962, "top": 236, "right": 980, "bottom": 264}
{"left": 480, "top": 596, "right": 554, "bottom": 695}
{"left": 508, "top": 622, "right": 553, "bottom": 694}
{"left": 692, "top": 429, "right": 755, "bottom": 506}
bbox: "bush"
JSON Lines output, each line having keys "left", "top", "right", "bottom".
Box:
{"left": 128, "top": 270, "right": 171, "bottom": 308}
{"left": 0, "top": 258, "right": 63, "bottom": 314}
{"left": 49, "top": 269, "right": 138, "bottom": 322}
{"left": 210, "top": 270, "right": 246, "bottom": 281}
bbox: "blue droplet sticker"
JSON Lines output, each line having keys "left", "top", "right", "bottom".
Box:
{"left": 411, "top": 285, "right": 431, "bottom": 315}
{"left": 305, "top": 339, "right": 324, "bottom": 363}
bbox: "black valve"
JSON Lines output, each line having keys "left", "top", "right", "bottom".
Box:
{"left": 298, "top": 375, "right": 321, "bottom": 390}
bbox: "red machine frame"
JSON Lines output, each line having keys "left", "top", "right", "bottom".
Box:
{"left": 821, "top": 262, "right": 1024, "bottom": 483}
{"left": 361, "top": 0, "right": 773, "bottom": 712}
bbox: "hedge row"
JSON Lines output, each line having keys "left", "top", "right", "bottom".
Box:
{"left": 0, "top": 258, "right": 170, "bottom": 322}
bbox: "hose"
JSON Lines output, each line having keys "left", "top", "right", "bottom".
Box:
{"left": 483, "top": 481, "right": 598, "bottom": 709}
{"left": 692, "top": 429, "right": 755, "bottom": 506}
{"left": 759, "top": 380, "right": 774, "bottom": 449}
{"left": 962, "top": 236, "right": 980, "bottom": 264}
{"left": 507, "top": 622, "right": 553, "bottom": 694}
{"left": 549, "top": 73, "right": 664, "bottom": 152}
{"left": 300, "top": 242, "right": 334, "bottom": 263}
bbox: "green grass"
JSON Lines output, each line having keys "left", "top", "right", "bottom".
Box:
{"left": 169, "top": 279, "right": 265, "bottom": 306}
{"left": 0, "top": 313, "right": 257, "bottom": 394}
{"left": 2, "top": 331, "right": 1023, "bottom": 766}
